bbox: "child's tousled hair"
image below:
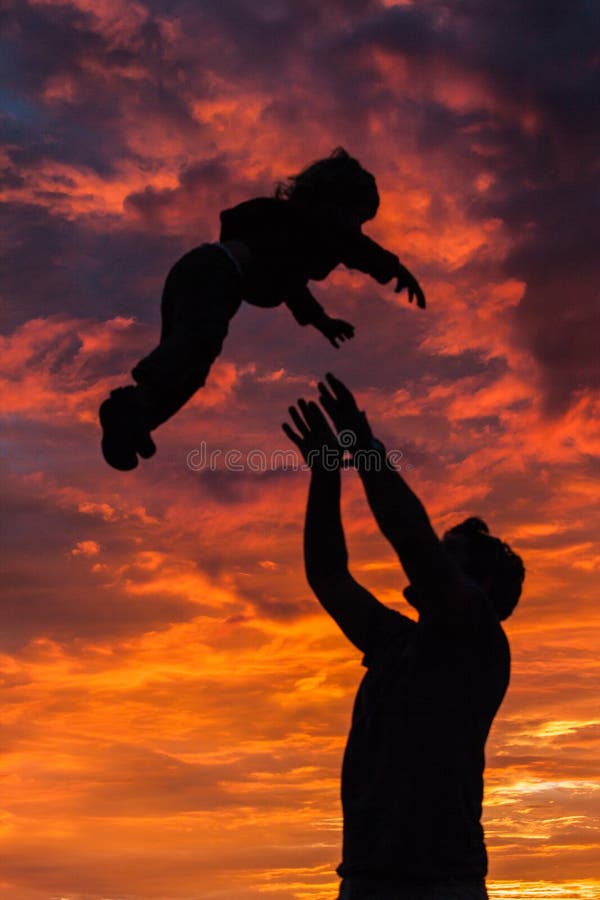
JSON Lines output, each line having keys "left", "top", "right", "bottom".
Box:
{"left": 275, "top": 147, "right": 380, "bottom": 221}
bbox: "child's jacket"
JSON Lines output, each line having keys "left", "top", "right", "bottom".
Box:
{"left": 219, "top": 197, "right": 399, "bottom": 326}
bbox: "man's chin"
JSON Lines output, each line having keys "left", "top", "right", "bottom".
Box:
{"left": 403, "top": 584, "right": 420, "bottom": 610}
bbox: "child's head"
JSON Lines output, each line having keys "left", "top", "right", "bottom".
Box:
{"left": 275, "top": 148, "right": 380, "bottom": 224}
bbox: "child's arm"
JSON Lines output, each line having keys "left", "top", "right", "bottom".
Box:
{"left": 284, "top": 284, "right": 326, "bottom": 325}
{"left": 285, "top": 286, "right": 355, "bottom": 349}
{"left": 341, "top": 231, "right": 426, "bottom": 309}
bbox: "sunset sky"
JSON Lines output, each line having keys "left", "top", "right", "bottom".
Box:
{"left": 1, "top": 1, "right": 599, "bottom": 898}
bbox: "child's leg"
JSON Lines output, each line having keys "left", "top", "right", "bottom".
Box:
{"left": 100, "top": 244, "right": 242, "bottom": 469}
{"left": 132, "top": 244, "right": 242, "bottom": 427}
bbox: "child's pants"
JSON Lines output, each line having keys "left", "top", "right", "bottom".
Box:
{"left": 132, "top": 243, "right": 243, "bottom": 429}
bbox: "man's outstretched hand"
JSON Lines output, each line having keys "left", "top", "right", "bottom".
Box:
{"left": 394, "top": 263, "right": 426, "bottom": 309}
{"left": 317, "top": 373, "right": 374, "bottom": 451}
{"left": 318, "top": 317, "right": 355, "bottom": 349}
{"left": 282, "top": 398, "right": 342, "bottom": 469}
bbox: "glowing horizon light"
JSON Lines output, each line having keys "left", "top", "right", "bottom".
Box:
{"left": 488, "top": 883, "right": 600, "bottom": 900}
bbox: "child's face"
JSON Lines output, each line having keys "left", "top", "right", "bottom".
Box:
{"left": 353, "top": 191, "right": 379, "bottom": 224}
{"left": 338, "top": 201, "right": 373, "bottom": 228}
{"left": 314, "top": 196, "right": 376, "bottom": 229}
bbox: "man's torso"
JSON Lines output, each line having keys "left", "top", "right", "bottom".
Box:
{"left": 338, "top": 593, "right": 509, "bottom": 883}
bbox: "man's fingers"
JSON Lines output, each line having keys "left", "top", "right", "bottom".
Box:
{"left": 302, "top": 399, "right": 328, "bottom": 430}
{"left": 319, "top": 396, "right": 337, "bottom": 425}
{"left": 288, "top": 404, "right": 309, "bottom": 435}
{"left": 299, "top": 398, "right": 324, "bottom": 427}
{"left": 325, "top": 372, "right": 355, "bottom": 407}
{"left": 317, "top": 380, "right": 331, "bottom": 397}
{"left": 317, "top": 382, "right": 338, "bottom": 418}
{"left": 281, "top": 422, "right": 302, "bottom": 448}
{"left": 325, "top": 371, "right": 344, "bottom": 394}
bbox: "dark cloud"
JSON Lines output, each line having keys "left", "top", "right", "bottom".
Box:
{"left": 123, "top": 153, "right": 264, "bottom": 226}
{"left": 1, "top": 3, "right": 598, "bottom": 893}
{"left": 0, "top": 203, "right": 182, "bottom": 329}
{"left": 488, "top": 176, "right": 600, "bottom": 411}
{"left": 4, "top": 0, "right": 594, "bottom": 407}
{"left": 325, "top": 0, "right": 600, "bottom": 408}
{"left": 1, "top": 0, "right": 204, "bottom": 178}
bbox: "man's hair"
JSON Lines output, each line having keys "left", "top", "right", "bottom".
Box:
{"left": 275, "top": 147, "right": 380, "bottom": 220}
{"left": 444, "top": 517, "right": 525, "bottom": 620}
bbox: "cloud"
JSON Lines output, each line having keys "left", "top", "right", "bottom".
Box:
{"left": 2, "top": 0, "right": 599, "bottom": 895}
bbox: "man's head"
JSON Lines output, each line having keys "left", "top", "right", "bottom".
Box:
{"left": 442, "top": 517, "right": 525, "bottom": 620}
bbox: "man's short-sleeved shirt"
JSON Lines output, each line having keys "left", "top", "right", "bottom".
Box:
{"left": 337, "top": 580, "right": 510, "bottom": 883}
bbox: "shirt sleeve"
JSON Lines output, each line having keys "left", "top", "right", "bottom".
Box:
{"left": 339, "top": 231, "right": 400, "bottom": 284}
{"left": 361, "top": 604, "right": 415, "bottom": 668}
{"left": 284, "top": 284, "right": 326, "bottom": 326}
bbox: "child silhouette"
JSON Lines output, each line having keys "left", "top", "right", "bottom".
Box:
{"left": 99, "top": 148, "right": 426, "bottom": 470}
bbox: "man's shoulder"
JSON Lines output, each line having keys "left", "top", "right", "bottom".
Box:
{"left": 362, "top": 604, "right": 416, "bottom": 669}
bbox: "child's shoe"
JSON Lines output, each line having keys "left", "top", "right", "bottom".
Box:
{"left": 99, "top": 386, "right": 156, "bottom": 471}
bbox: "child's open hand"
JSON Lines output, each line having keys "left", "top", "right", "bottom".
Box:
{"left": 394, "top": 263, "right": 426, "bottom": 309}
{"left": 319, "top": 317, "right": 355, "bottom": 349}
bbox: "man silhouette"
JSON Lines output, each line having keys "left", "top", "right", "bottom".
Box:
{"left": 283, "top": 374, "right": 525, "bottom": 900}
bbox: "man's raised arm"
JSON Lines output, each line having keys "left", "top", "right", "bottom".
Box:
{"left": 283, "top": 400, "right": 388, "bottom": 652}
{"left": 318, "top": 374, "right": 461, "bottom": 614}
